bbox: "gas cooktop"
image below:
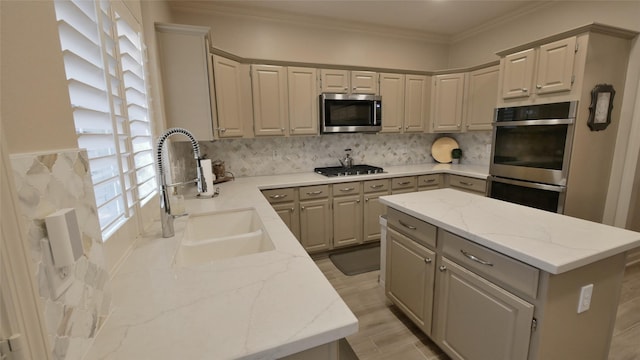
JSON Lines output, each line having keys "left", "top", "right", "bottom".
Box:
{"left": 314, "top": 164, "right": 384, "bottom": 177}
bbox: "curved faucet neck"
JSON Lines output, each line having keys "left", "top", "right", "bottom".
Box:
{"left": 156, "top": 128, "right": 206, "bottom": 238}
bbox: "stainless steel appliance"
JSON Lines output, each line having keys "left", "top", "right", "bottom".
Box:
{"left": 320, "top": 93, "right": 382, "bottom": 133}
{"left": 488, "top": 101, "right": 577, "bottom": 213}
{"left": 314, "top": 165, "right": 384, "bottom": 177}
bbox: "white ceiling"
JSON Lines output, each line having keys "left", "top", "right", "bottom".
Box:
{"left": 171, "top": 0, "right": 549, "bottom": 38}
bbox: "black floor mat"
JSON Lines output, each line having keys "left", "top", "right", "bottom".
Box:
{"left": 329, "top": 245, "right": 380, "bottom": 276}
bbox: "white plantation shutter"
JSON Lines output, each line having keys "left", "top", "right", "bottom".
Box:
{"left": 54, "top": 0, "right": 156, "bottom": 239}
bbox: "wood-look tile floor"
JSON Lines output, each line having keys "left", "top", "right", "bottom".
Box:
{"left": 315, "top": 257, "right": 640, "bottom": 360}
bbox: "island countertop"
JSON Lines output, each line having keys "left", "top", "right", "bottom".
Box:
{"left": 380, "top": 188, "right": 640, "bottom": 274}
{"left": 84, "top": 164, "right": 488, "bottom": 359}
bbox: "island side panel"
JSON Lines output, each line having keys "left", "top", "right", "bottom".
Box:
{"left": 530, "top": 252, "right": 627, "bottom": 360}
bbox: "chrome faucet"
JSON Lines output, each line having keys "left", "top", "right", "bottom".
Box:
{"left": 156, "top": 128, "right": 207, "bottom": 238}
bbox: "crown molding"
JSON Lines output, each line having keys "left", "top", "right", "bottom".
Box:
{"left": 169, "top": 1, "right": 451, "bottom": 44}
{"left": 451, "top": 1, "right": 557, "bottom": 43}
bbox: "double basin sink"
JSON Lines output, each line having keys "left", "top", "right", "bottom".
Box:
{"left": 174, "top": 208, "right": 275, "bottom": 266}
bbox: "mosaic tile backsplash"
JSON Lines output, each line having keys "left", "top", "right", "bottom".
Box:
{"left": 171, "top": 131, "right": 492, "bottom": 180}
{"left": 10, "top": 149, "right": 110, "bottom": 360}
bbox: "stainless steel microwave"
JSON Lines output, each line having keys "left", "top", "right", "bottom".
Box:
{"left": 320, "top": 93, "right": 382, "bottom": 133}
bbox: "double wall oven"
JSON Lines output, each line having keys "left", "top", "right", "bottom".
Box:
{"left": 488, "top": 101, "right": 578, "bottom": 213}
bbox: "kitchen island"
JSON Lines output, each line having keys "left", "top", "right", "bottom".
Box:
{"left": 83, "top": 164, "right": 488, "bottom": 359}
{"left": 380, "top": 189, "right": 640, "bottom": 360}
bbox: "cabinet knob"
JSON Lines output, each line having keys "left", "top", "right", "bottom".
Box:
{"left": 424, "top": 258, "right": 432, "bottom": 264}
{"left": 356, "top": 199, "right": 361, "bottom": 203}
{"left": 536, "top": 84, "right": 542, "bottom": 89}
{"left": 217, "top": 128, "right": 227, "bottom": 133}
{"left": 398, "top": 126, "right": 402, "bottom": 130}
{"left": 521, "top": 88, "right": 528, "bottom": 92}
{"left": 301, "top": 206, "right": 305, "bottom": 211}
{"left": 365, "top": 197, "right": 369, "bottom": 202}
{"left": 439, "top": 265, "right": 447, "bottom": 272}
{"left": 281, "top": 128, "right": 285, "bottom": 132}
{"left": 290, "top": 208, "right": 294, "bottom": 212}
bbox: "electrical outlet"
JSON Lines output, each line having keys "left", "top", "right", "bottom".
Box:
{"left": 41, "top": 239, "right": 74, "bottom": 299}
{"left": 577, "top": 284, "right": 594, "bottom": 313}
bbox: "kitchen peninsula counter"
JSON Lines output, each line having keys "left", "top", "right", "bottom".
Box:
{"left": 84, "top": 164, "right": 488, "bottom": 359}
{"left": 380, "top": 188, "right": 640, "bottom": 274}
{"left": 380, "top": 189, "right": 640, "bottom": 360}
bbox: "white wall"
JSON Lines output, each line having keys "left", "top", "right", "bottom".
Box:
{"left": 171, "top": 6, "right": 449, "bottom": 71}
{"left": 448, "top": 1, "right": 640, "bottom": 67}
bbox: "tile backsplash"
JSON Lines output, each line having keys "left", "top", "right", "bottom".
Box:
{"left": 171, "top": 131, "right": 492, "bottom": 180}
{"left": 10, "top": 149, "right": 110, "bottom": 360}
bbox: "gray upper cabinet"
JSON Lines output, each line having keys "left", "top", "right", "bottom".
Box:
{"left": 155, "top": 23, "right": 215, "bottom": 141}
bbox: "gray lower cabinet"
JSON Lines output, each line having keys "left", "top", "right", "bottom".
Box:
{"left": 433, "top": 257, "right": 534, "bottom": 360}
{"left": 386, "top": 208, "right": 535, "bottom": 360}
{"left": 332, "top": 194, "right": 363, "bottom": 247}
{"left": 386, "top": 227, "right": 435, "bottom": 336}
{"left": 332, "top": 182, "right": 363, "bottom": 248}
{"left": 300, "top": 198, "right": 332, "bottom": 252}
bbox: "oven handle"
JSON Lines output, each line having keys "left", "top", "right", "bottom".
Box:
{"left": 489, "top": 176, "right": 566, "bottom": 193}
{"left": 494, "top": 118, "right": 574, "bottom": 127}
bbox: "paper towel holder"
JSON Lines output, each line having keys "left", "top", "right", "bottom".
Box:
{"left": 45, "top": 208, "right": 84, "bottom": 268}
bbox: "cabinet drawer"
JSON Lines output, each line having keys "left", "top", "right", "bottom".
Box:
{"left": 387, "top": 207, "right": 436, "bottom": 249}
{"left": 262, "top": 188, "right": 296, "bottom": 204}
{"left": 391, "top": 176, "right": 417, "bottom": 190}
{"left": 299, "top": 184, "right": 329, "bottom": 200}
{"left": 448, "top": 174, "right": 486, "bottom": 194}
{"left": 440, "top": 230, "right": 539, "bottom": 299}
{"left": 418, "top": 174, "right": 441, "bottom": 189}
{"left": 364, "top": 179, "right": 389, "bottom": 193}
{"left": 332, "top": 181, "right": 361, "bottom": 197}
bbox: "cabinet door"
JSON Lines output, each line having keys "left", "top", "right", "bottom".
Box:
{"left": 351, "top": 70, "right": 378, "bottom": 94}
{"left": 287, "top": 67, "right": 318, "bottom": 135}
{"left": 333, "top": 194, "right": 363, "bottom": 248}
{"left": 434, "top": 257, "right": 534, "bottom": 360}
{"left": 363, "top": 191, "right": 388, "bottom": 242}
{"left": 272, "top": 202, "right": 300, "bottom": 241}
{"left": 212, "top": 55, "right": 247, "bottom": 138}
{"left": 535, "top": 37, "right": 576, "bottom": 95}
{"left": 404, "top": 75, "right": 430, "bottom": 133}
{"left": 299, "top": 198, "right": 332, "bottom": 253}
{"left": 464, "top": 66, "right": 499, "bottom": 131}
{"left": 320, "top": 69, "right": 349, "bottom": 93}
{"left": 156, "top": 25, "right": 214, "bottom": 141}
{"left": 379, "top": 73, "right": 405, "bottom": 133}
{"left": 501, "top": 48, "right": 535, "bottom": 99}
{"left": 431, "top": 73, "right": 465, "bottom": 132}
{"left": 386, "top": 228, "right": 435, "bottom": 335}
{"left": 252, "top": 65, "right": 288, "bottom": 136}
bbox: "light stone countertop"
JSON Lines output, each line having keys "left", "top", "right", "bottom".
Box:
{"left": 84, "top": 163, "right": 488, "bottom": 360}
{"left": 380, "top": 188, "right": 640, "bottom": 274}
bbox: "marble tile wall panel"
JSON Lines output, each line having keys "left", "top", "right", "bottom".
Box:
{"left": 171, "top": 131, "right": 492, "bottom": 179}
{"left": 10, "top": 149, "right": 110, "bottom": 360}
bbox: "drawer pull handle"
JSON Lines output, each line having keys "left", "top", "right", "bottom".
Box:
{"left": 269, "top": 194, "right": 287, "bottom": 199}
{"left": 340, "top": 187, "right": 355, "bottom": 192}
{"left": 424, "top": 179, "right": 436, "bottom": 183}
{"left": 370, "top": 184, "right": 384, "bottom": 188}
{"left": 398, "top": 220, "right": 417, "bottom": 230}
{"left": 459, "top": 181, "right": 473, "bottom": 186}
{"left": 397, "top": 181, "right": 411, "bottom": 185}
{"left": 424, "top": 258, "right": 432, "bottom": 264}
{"left": 460, "top": 249, "right": 494, "bottom": 266}
{"left": 306, "top": 190, "right": 323, "bottom": 195}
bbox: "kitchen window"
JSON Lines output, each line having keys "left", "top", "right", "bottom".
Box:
{"left": 53, "top": 0, "right": 156, "bottom": 240}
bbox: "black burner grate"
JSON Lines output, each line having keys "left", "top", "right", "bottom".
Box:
{"left": 314, "top": 165, "right": 384, "bottom": 177}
